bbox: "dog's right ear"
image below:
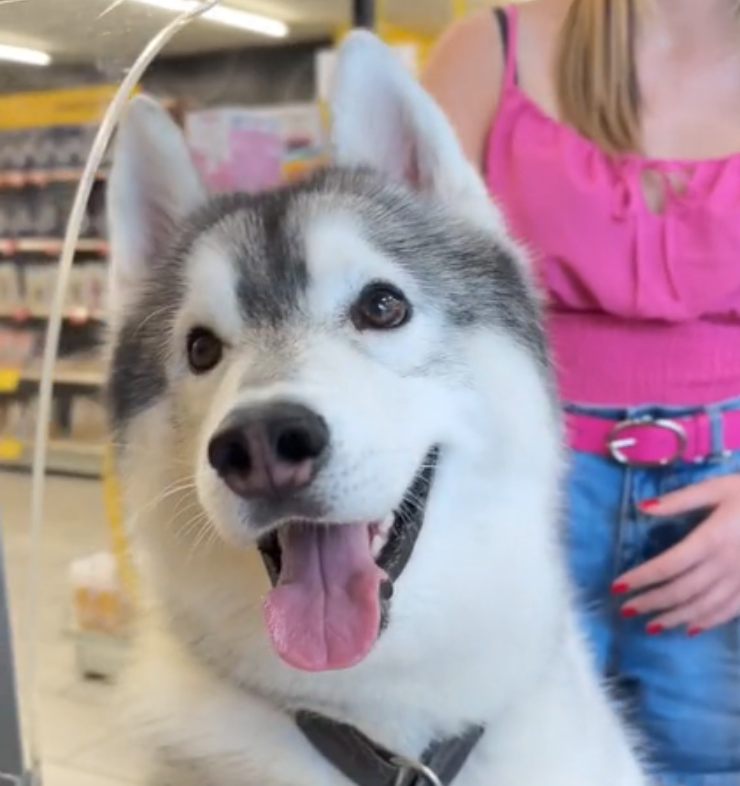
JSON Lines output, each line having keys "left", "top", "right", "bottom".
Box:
{"left": 107, "top": 95, "right": 205, "bottom": 314}
{"left": 330, "top": 31, "right": 504, "bottom": 233}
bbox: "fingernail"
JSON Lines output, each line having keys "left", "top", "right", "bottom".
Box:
{"left": 621, "top": 606, "right": 639, "bottom": 619}
{"left": 639, "top": 498, "right": 660, "bottom": 512}
{"left": 688, "top": 627, "right": 704, "bottom": 638}
{"left": 647, "top": 623, "right": 664, "bottom": 636}
{"left": 611, "top": 581, "right": 630, "bottom": 595}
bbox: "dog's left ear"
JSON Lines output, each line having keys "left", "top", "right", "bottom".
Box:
{"left": 107, "top": 95, "right": 206, "bottom": 317}
{"left": 331, "top": 31, "right": 503, "bottom": 232}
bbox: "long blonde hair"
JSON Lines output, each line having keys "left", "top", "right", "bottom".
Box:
{"left": 555, "top": 0, "right": 641, "bottom": 154}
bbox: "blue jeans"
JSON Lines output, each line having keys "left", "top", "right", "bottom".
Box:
{"left": 566, "top": 399, "right": 740, "bottom": 786}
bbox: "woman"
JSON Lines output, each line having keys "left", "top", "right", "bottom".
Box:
{"left": 424, "top": 2, "right": 740, "bottom": 784}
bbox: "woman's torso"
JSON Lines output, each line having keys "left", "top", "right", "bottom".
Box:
{"left": 485, "top": 3, "right": 740, "bottom": 406}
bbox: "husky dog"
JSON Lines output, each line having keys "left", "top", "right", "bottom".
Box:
{"left": 107, "top": 31, "right": 647, "bottom": 786}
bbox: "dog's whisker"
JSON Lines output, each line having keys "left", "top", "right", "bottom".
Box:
{"left": 131, "top": 478, "right": 198, "bottom": 519}
{"left": 175, "top": 508, "right": 208, "bottom": 538}
{"left": 171, "top": 502, "right": 208, "bottom": 531}
{"left": 184, "top": 516, "right": 215, "bottom": 564}
{"left": 171, "top": 496, "right": 203, "bottom": 519}
{"left": 177, "top": 517, "right": 210, "bottom": 547}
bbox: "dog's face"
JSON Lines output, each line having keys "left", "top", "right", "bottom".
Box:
{"left": 108, "top": 34, "right": 553, "bottom": 676}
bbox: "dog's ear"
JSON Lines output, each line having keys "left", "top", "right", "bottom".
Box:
{"left": 331, "top": 31, "right": 503, "bottom": 231}
{"left": 107, "top": 95, "right": 205, "bottom": 314}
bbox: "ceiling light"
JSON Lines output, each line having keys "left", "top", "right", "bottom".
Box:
{"left": 129, "top": 0, "right": 288, "bottom": 38}
{"left": 0, "top": 44, "right": 51, "bottom": 67}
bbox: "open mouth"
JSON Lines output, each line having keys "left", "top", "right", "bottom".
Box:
{"left": 258, "top": 447, "right": 439, "bottom": 673}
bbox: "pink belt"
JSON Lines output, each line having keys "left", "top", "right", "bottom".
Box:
{"left": 566, "top": 411, "right": 740, "bottom": 467}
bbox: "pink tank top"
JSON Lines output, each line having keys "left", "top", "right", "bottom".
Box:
{"left": 485, "top": 6, "right": 740, "bottom": 406}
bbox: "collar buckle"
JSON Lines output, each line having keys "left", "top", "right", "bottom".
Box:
{"left": 391, "top": 755, "right": 444, "bottom": 786}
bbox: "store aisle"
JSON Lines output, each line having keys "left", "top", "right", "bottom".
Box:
{"left": 1, "top": 472, "right": 150, "bottom": 786}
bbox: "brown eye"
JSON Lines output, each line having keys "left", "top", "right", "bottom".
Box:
{"left": 187, "top": 327, "right": 223, "bottom": 373}
{"left": 351, "top": 283, "right": 411, "bottom": 331}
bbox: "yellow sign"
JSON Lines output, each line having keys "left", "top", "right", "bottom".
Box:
{"left": 0, "top": 368, "right": 20, "bottom": 393}
{"left": 0, "top": 439, "right": 23, "bottom": 461}
{"left": 0, "top": 84, "right": 133, "bottom": 131}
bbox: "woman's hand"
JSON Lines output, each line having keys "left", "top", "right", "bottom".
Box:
{"left": 612, "top": 475, "right": 740, "bottom": 635}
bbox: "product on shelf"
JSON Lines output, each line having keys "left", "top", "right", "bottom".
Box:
{"left": 69, "top": 396, "right": 108, "bottom": 442}
{"left": 0, "top": 124, "right": 102, "bottom": 173}
{"left": 0, "top": 257, "right": 107, "bottom": 317}
{"left": 0, "top": 326, "right": 34, "bottom": 367}
{"left": 69, "top": 550, "right": 131, "bottom": 679}
{"left": 0, "top": 180, "right": 105, "bottom": 240}
{"left": 0, "top": 262, "right": 21, "bottom": 312}
{"left": 69, "top": 551, "right": 130, "bottom": 636}
{"left": 65, "top": 262, "right": 107, "bottom": 315}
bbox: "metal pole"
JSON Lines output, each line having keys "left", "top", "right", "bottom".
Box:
{"left": 352, "top": 0, "right": 375, "bottom": 29}
{"left": 0, "top": 523, "right": 33, "bottom": 786}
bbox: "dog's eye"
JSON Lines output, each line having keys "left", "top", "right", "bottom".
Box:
{"left": 187, "top": 327, "right": 223, "bottom": 373}
{"left": 351, "top": 283, "right": 411, "bottom": 331}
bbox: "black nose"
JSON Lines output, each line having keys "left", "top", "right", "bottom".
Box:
{"left": 207, "top": 402, "right": 329, "bottom": 499}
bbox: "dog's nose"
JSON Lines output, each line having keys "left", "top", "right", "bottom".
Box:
{"left": 208, "top": 402, "right": 329, "bottom": 499}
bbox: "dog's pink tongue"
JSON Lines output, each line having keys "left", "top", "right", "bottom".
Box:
{"left": 264, "top": 525, "right": 385, "bottom": 672}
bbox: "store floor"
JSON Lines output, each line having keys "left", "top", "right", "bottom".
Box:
{"left": 2, "top": 472, "right": 150, "bottom": 786}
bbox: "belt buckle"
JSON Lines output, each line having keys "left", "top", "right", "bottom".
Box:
{"left": 391, "top": 755, "right": 444, "bottom": 786}
{"left": 607, "top": 417, "right": 687, "bottom": 468}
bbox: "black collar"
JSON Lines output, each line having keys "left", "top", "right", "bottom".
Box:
{"left": 295, "top": 710, "right": 484, "bottom": 786}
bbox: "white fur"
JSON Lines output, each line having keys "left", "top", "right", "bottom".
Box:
{"left": 108, "top": 32, "right": 648, "bottom": 786}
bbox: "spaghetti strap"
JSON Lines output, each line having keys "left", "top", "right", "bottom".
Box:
{"left": 493, "top": 5, "right": 519, "bottom": 87}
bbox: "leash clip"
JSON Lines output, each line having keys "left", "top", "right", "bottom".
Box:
{"left": 391, "top": 754, "right": 444, "bottom": 786}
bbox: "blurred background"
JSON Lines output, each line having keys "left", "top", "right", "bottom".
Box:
{"left": 0, "top": 4, "right": 511, "bottom": 786}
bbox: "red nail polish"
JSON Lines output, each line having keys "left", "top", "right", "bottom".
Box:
{"left": 621, "top": 606, "right": 639, "bottom": 619}
{"left": 688, "top": 627, "right": 704, "bottom": 638}
{"left": 611, "top": 582, "right": 630, "bottom": 595}
{"left": 639, "top": 498, "right": 660, "bottom": 512}
{"left": 647, "top": 623, "right": 664, "bottom": 636}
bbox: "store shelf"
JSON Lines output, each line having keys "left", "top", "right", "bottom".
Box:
{"left": 0, "top": 238, "right": 108, "bottom": 256}
{"left": 21, "top": 365, "right": 104, "bottom": 388}
{"left": 0, "top": 169, "right": 107, "bottom": 189}
{"left": 0, "top": 438, "right": 104, "bottom": 477}
{"left": 0, "top": 306, "right": 104, "bottom": 325}
{"left": 0, "top": 363, "right": 105, "bottom": 394}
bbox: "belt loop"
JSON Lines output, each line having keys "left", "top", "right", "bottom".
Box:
{"left": 706, "top": 405, "right": 727, "bottom": 461}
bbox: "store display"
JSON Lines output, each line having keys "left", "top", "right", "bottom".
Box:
{"left": 186, "top": 107, "right": 285, "bottom": 192}
{"left": 186, "top": 102, "right": 327, "bottom": 191}
{"left": 0, "top": 107, "right": 112, "bottom": 474}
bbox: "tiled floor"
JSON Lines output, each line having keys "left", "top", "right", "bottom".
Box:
{"left": 1, "top": 472, "right": 149, "bottom": 785}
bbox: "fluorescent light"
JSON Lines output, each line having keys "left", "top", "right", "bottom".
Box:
{"left": 0, "top": 44, "right": 51, "bottom": 67}
{"left": 130, "top": 0, "right": 288, "bottom": 38}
